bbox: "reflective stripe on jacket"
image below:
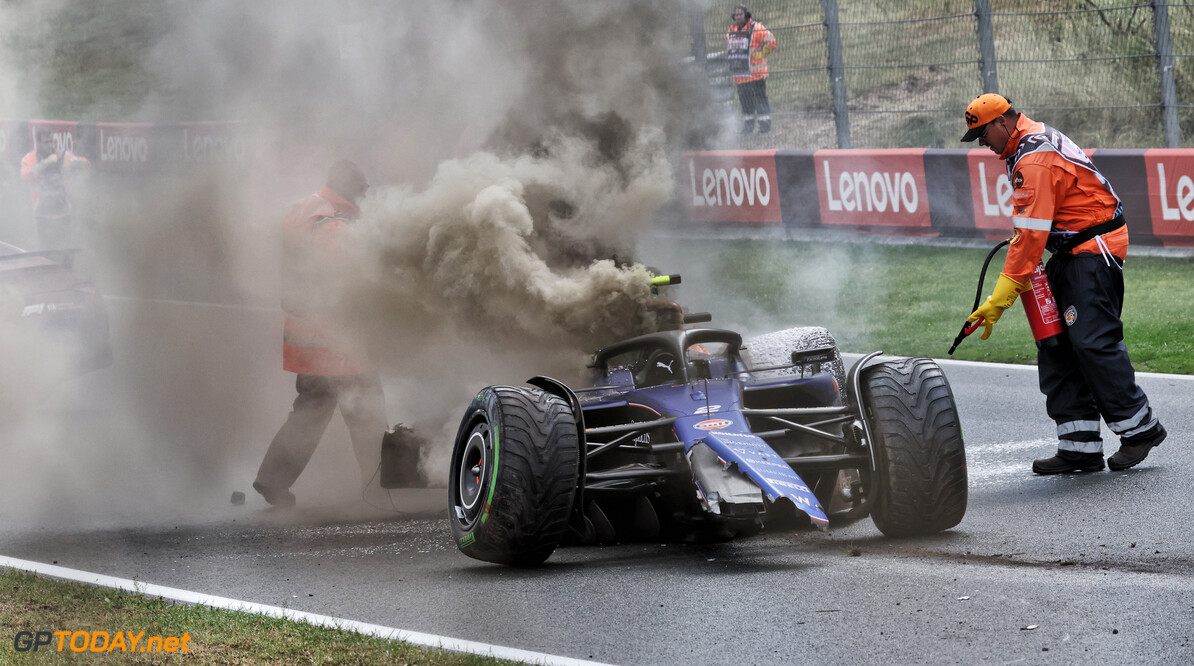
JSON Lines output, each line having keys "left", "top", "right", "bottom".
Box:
{"left": 727, "top": 20, "right": 775, "bottom": 84}
{"left": 1000, "top": 114, "right": 1126, "bottom": 283}
{"left": 280, "top": 186, "right": 371, "bottom": 376}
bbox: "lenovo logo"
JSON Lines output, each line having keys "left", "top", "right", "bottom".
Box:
{"left": 814, "top": 150, "right": 931, "bottom": 227}
{"left": 1155, "top": 162, "right": 1194, "bottom": 221}
{"left": 1142, "top": 152, "right": 1194, "bottom": 241}
{"left": 689, "top": 159, "right": 772, "bottom": 207}
{"left": 822, "top": 160, "right": 920, "bottom": 213}
{"left": 682, "top": 152, "right": 782, "bottom": 224}
{"left": 977, "top": 162, "right": 1013, "bottom": 217}
{"left": 183, "top": 127, "right": 247, "bottom": 163}
{"left": 99, "top": 127, "right": 149, "bottom": 163}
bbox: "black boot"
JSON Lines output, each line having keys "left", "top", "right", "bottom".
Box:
{"left": 758, "top": 118, "right": 771, "bottom": 134}
{"left": 740, "top": 118, "right": 755, "bottom": 134}
{"left": 252, "top": 480, "right": 296, "bottom": 507}
{"left": 1032, "top": 450, "right": 1105, "bottom": 475}
{"left": 1108, "top": 423, "right": 1166, "bottom": 471}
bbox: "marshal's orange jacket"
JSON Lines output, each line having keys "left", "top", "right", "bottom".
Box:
{"left": 998, "top": 113, "right": 1126, "bottom": 284}
{"left": 727, "top": 20, "right": 776, "bottom": 85}
{"left": 20, "top": 149, "right": 90, "bottom": 215}
{"left": 280, "top": 186, "right": 371, "bottom": 376}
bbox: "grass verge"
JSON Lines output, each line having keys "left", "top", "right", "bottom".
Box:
{"left": 0, "top": 568, "right": 513, "bottom": 665}
{"left": 649, "top": 237, "right": 1194, "bottom": 375}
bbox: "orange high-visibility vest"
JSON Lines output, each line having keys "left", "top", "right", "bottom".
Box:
{"left": 727, "top": 20, "right": 776, "bottom": 84}
{"left": 280, "top": 186, "right": 371, "bottom": 376}
{"left": 999, "top": 114, "right": 1126, "bottom": 283}
{"left": 20, "top": 150, "right": 90, "bottom": 218}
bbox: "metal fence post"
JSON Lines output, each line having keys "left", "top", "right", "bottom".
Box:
{"left": 1152, "top": 0, "right": 1181, "bottom": 147}
{"left": 975, "top": 0, "right": 999, "bottom": 93}
{"left": 821, "top": 0, "right": 851, "bottom": 148}
{"left": 688, "top": 1, "right": 706, "bottom": 65}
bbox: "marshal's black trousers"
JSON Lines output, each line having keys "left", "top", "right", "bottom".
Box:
{"left": 1038, "top": 252, "right": 1157, "bottom": 453}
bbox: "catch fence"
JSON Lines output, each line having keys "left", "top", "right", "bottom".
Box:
{"left": 690, "top": 0, "right": 1194, "bottom": 149}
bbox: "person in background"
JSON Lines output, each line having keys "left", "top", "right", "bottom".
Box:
{"left": 960, "top": 93, "right": 1166, "bottom": 475}
{"left": 727, "top": 5, "right": 777, "bottom": 135}
{"left": 20, "top": 129, "right": 90, "bottom": 249}
{"left": 253, "top": 160, "right": 389, "bottom": 507}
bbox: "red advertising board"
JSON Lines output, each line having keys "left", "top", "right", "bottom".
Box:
{"left": 967, "top": 149, "right": 1013, "bottom": 234}
{"left": 683, "top": 150, "right": 781, "bottom": 224}
{"left": 1144, "top": 149, "right": 1194, "bottom": 245}
{"left": 814, "top": 149, "right": 931, "bottom": 229}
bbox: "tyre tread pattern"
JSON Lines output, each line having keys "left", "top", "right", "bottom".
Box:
{"left": 461, "top": 386, "right": 578, "bottom": 566}
{"left": 863, "top": 358, "right": 967, "bottom": 537}
{"left": 746, "top": 326, "right": 847, "bottom": 400}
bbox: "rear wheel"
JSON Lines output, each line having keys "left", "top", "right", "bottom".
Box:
{"left": 745, "top": 326, "right": 846, "bottom": 401}
{"left": 747, "top": 326, "right": 849, "bottom": 514}
{"left": 449, "top": 386, "right": 579, "bottom": 566}
{"left": 861, "top": 358, "right": 967, "bottom": 536}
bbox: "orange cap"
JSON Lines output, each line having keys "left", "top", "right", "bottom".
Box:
{"left": 961, "top": 93, "right": 1011, "bottom": 141}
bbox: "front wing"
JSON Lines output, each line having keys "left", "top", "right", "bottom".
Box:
{"left": 674, "top": 413, "right": 829, "bottom": 527}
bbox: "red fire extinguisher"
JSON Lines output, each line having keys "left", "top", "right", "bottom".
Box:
{"left": 949, "top": 240, "right": 1063, "bottom": 354}
{"left": 1021, "top": 261, "right": 1062, "bottom": 347}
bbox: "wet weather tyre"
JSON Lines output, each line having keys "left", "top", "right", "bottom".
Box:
{"left": 449, "top": 386, "right": 579, "bottom": 566}
{"left": 861, "top": 358, "right": 967, "bottom": 537}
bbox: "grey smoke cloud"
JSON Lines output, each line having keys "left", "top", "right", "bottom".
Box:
{"left": 0, "top": 0, "right": 720, "bottom": 523}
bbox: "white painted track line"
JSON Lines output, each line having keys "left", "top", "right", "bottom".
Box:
{"left": 0, "top": 556, "right": 615, "bottom": 666}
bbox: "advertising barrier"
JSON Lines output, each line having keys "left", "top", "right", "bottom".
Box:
{"left": 682, "top": 149, "right": 1194, "bottom": 246}
{"left": 814, "top": 149, "right": 931, "bottom": 232}
{"left": 1144, "top": 150, "right": 1194, "bottom": 244}
{"left": 685, "top": 150, "right": 782, "bottom": 224}
{"left": 7, "top": 119, "right": 1193, "bottom": 247}
{"left": 1, "top": 118, "right": 251, "bottom": 176}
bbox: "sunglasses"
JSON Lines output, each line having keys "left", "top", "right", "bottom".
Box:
{"left": 980, "top": 118, "right": 1002, "bottom": 140}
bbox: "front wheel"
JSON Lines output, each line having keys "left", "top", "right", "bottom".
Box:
{"left": 449, "top": 386, "right": 579, "bottom": 566}
{"left": 861, "top": 357, "right": 967, "bottom": 537}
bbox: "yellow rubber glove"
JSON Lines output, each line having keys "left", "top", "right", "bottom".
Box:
{"left": 967, "top": 273, "right": 1028, "bottom": 340}
{"left": 751, "top": 51, "right": 764, "bottom": 63}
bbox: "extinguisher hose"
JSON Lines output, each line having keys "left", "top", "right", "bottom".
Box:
{"left": 948, "top": 239, "right": 1011, "bottom": 355}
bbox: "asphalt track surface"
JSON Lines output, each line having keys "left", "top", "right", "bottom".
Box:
{"left": 2, "top": 336, "right": 1192, "bottom": 664}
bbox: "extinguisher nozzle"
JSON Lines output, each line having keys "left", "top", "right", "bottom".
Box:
{"left": 948, "top": 333, "right": 965, "bottom": 356}
{"left": 949, "top": 318, "right": 982, "bottom": 355}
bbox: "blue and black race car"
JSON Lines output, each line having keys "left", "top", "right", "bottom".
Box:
{"left": 0, "top": 240, "right": 112, "bottom": 375}
{"left": 448, "top": 277, "right": 967, "bottom": 566}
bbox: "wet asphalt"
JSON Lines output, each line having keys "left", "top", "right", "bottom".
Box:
{"left": 2, "top": 359, "right": 1192, "bottom": 665}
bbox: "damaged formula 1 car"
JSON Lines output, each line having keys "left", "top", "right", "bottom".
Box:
{"left": 0, "top": 240, "right": 112, "bottom": 375}
{"left": 448, "top": 276, "right": 967, "bottom": 566}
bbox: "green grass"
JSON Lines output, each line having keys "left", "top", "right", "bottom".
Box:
{"left": 651, "top": 238, "right": 1194, "bottom": 374}
{"left": 0, "top": 568, "right": 513, "bottom": 666}
{"left": 8, "top": 1, "right": 1194, "bottom": 148}
{"left": 3, "top": 0, "right": 169, "bottom": 121}
{"left": 697, "top": 0, "right": 1194, "bottom": 148}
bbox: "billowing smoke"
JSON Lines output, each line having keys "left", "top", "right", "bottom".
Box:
{"left": 0, "top": 0, "right": 722, "bottom": 523}
{"left": 0, "top": 298, "right": 73, "bottom": 503}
